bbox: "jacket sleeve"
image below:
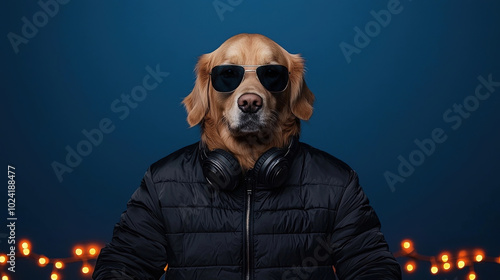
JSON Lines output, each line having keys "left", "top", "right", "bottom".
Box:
{"left": 330, "top": 171, "right": 402, "bottom": 280}
{"left": 93, "top": 167, "right": 168, "bottom": 280}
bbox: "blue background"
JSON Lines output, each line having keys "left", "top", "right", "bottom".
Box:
{"left": 2, "top": 0, "right": 499, "bottom": 279}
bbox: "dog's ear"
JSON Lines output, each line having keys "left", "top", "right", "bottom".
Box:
{"left": 288, "top": 54, "right": 314, "bottom": 120}
{"left": 183, "top": 54, "right": 212, "bottom": 127}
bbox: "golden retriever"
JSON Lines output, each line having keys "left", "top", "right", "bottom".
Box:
{"left": 183, "top": 33, "right": 314, "bottom": 170}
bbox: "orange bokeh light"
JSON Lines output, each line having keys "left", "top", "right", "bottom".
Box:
{"left": 38, "top": 256, "right": 49, "bottom": 267}
{"left": 457, "top": 260, "right": 465, "bottom": 269}
{"left": 401, "top": 239, "right": 413, "bottom": 253}
{"left": 82, "top": 265, "right": 91, "bottom": 274}
{"left": 55, "top": 261, "right": 64, "bottom": 269}
{"left": 431, "top": 265, "right": 438, "bottom": 274}
{"left": 473, "top": 249, "right": 484, "bottom": 262}
{"left": 440, "top": 253, "right": 449, "bottom": 262}
{"left": 50, "top": 272, "right": 59, "bottom": 280}
{"left": 75, "top": 248, "right": 83, "bottom": 256}
{"left": 405, "top": 261, "right": 416, "bottom": 273}
{"left": 20, "top": 240, "right": 30, "bottom": 250}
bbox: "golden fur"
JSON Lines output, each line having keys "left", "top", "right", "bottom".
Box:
{"left": 183, "top": 33, "right": 314, "bottom": 170}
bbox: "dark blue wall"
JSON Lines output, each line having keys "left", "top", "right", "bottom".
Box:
{"left": 2, "top": 0, "right": 499, "bottom": 279}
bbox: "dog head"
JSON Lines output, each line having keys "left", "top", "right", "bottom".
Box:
{"left": 183, "top": 33, "right": 314, "bottom": 169}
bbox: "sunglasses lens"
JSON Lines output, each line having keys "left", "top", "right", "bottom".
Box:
{"left": 256, "top": 65, "right": 289, "bottom": 92}
{"left": 211, "top": 65, "right": 245, "bottom": 92}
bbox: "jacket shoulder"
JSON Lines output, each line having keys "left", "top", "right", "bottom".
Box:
{"left": 297, "top": 142, "right": 356, "bottom": 187}
{"left": 149, "top": 142, "right": 203, "bottom": 183}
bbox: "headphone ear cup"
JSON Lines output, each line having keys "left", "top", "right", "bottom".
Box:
{"left": 202, "top": 149, "right": 242, "bottom": 191}
{"left": 253, "top": 148, "right": 290, "bottom": 189}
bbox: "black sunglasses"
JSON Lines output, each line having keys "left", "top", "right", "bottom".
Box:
{"left": 210, "top": 64, "right": 290, "bottom": 93}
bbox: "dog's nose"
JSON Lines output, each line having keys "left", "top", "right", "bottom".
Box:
{"left": 238, "top": 93, "right": 262, "bottom": 113}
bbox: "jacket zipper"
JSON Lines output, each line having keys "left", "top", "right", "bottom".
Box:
{"left": 245, "top": 179, "right": 253, "bottom": 280}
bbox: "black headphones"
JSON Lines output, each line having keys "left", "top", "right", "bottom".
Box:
{"left": 200, "top": 137, "right": 299, "bottom": 191}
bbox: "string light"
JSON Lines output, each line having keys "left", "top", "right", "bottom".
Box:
{"left": 0, "top": 239, "right": 101, "bottom": 279}
{"left": 457, "top": 259, "right": 466, "bottom": 269}
{"left": 401, "top": 239, "right": 413, "bottom": 253}
{"left": 440, "top": 252, "right": 450, "bottom": 262}
{"left": 430, "top": 265, "right": 439, "bottom": 274}
{"left": 472, "top": 249, "right": 483, "bottom": 263}
{"left": 38, "top": 256, "right": 49, "bottom": 267}
{"left": 82, "top": 265, "right": 90, "bottom": 274}
{"left": 89, "top": 247, "right": 97, "bottom": 256}
{"left": 21, "top": 240, "right": 30, "bottom": 249}
{"left": 75, "top": 247, "right": 83, "bottom": 256}
{"left": 395, "top": 240, "right": 498, "bottom": 280}
{"left": 405, "top": 260, "right": 416, "bottom": 272}
{"left": 54, "top": 261, "right": 64, "bottom": 269}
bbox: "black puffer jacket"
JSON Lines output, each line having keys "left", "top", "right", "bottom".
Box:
{"left": 93, "top": 142, "right": 401, "bottom": 280}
